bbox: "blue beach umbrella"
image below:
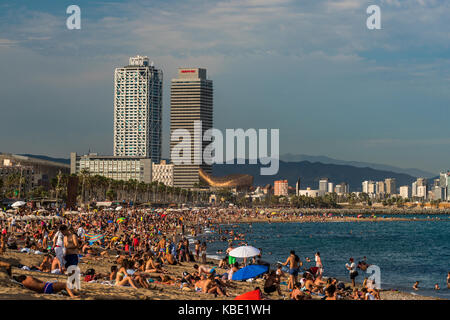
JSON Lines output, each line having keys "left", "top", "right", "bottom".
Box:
{"left": 232, "top": 265, "right": 269, "bottom": 281}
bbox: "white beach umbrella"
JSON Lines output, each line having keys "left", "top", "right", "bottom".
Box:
{"left": 228, "top": 246, "right": 260, "bottom": 258}
{"left": 115, "top": 206, "right": 123, "bottom": 211}
{"left": 11, "top": 201, "right": 26, "bottom": 208}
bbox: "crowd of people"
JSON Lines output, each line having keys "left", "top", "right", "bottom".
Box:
{"left": 0, "top": 206, "right": 447, "bottom": 300}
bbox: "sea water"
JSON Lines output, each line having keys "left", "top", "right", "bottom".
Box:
{"left": 201, "top": 217, "right": 450, "bottom": 299}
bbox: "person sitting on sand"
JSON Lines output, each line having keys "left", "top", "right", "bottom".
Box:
{"left": 218, "top": 257, "right": 228, "bottom": 269}
{"left": 263, "top": 271, "right": 282, "bottom": 296}
{"left": 32, "top": 254, "right": 52, "bottom": 272}
{"left": 313, "top": 274, "right": 326, "bottom": 293}
{"left": 110, "top": 266, "right": 118, "bottom": 282}
{"left": 324, "top": 284, "right": 337, "bottom": 300}
{"left": 196, "top": 274, "right": 227, "bottom": 297}
{"left": 51, "top": 256, "right": 63, "bottom": 274}
{"left": 145, "top": 255, "right": 163, "bottom": 273}
{"left": 361, "top": 287, "right": 375, "bottom": 300}
{"left": 303, "top": 273, "right": 315, "bottom": 293}
{"left": 115, "top": 260, "right": 140, "bottom": 289}
{"left": 12, "top": 275, "right": 76, "bottom": 298}
{"left": 228, "top": 262, "right": 239, "bottom": 280}
{"left": 291, "top": 283, "right": 310, "bottom": 300}
{"left": 162, "top": 251, "right": 178, "bottom": 266}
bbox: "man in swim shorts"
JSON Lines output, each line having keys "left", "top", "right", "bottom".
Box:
{"left": 282, "top": 250, "right": 301, "bottom": 291}
{"left": 13, "top": 275, "right": 76, "bottom": 298}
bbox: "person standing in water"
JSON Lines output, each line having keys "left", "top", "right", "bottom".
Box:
{"left": 282, "top": 250, "right": 301, "bottom": 291}
{"left": 315, "top": 252, "right": 323, "bottom": 276}
{"left": 345, "top": 258, "right": 358, "bottom": 288}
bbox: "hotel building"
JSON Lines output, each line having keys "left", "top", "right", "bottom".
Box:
{"left": 113, "top": 56, "right": 163, "bottom": 162}
{"left": 170, "top": 68, "right": 213, "bottom": 188}
{"left": 274, "top": 180, "right": 289, "bottom": 196}
{"left": 70, "top": 152, "right": 152, "bottom": 183}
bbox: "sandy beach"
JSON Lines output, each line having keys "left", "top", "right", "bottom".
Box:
{"left": 0, "top": 249, "right": 438, "bottom": 300}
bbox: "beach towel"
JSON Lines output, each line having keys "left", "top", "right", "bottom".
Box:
{"left": 85, "top": 233, "right": 104, "bottom": 245}
{"left": 234, "top": 289, "right": 262, "bottom": 300}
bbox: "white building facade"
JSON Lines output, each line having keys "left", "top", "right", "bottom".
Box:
{"left": 114, "top": 56, "right": 163, "bottom": 162}
{"left": 70, "top": 153, "right": 152, "bottom": 183}
{"left": 152, "top": 160, "right": 174, "bottom": 186}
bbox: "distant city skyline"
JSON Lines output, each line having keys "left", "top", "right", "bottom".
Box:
{"left": 1, "top": 0, "right": 450, "bottom": 173}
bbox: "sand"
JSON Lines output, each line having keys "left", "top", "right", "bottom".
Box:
{"left": 0, "top": 250, "right": 440, "bottom": 300}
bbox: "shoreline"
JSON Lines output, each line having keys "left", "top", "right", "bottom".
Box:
{"left": 0, "top": 250, "right": 442, "bottom": 300}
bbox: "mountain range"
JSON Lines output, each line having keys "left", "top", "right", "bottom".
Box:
{"left": 280, "top": 154, "right": 435, "bottom": 178}
{"left": 212, "top": 160, "right": 417, "bottom": 191}
{"left": 17, "top": 153, "right": 420, "bottom": 192}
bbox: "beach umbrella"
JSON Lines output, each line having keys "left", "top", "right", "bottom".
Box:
{"left": 229, "top": 246, "right": 260, "bottom": 258}
{"left": 115, "top": 206, "right": 123, "bottom": 211}
{"left": 357, "top": 214, "right": 363, "bottom": 218}
{"left": 11, "top": 201, "right": 26, "bottom": 208}
{"left": 117, "top": 217, "right": 125, "bottom": 223}
{"left": 232, "top": 265, "right": 269, "bottom": 281}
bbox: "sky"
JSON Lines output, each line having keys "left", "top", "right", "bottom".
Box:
{"left": 0, "top": 0, "right": 450, "bottom": 173}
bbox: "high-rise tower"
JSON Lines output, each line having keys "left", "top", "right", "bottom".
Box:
{"left": 170, "top": 68, "right": 213, "bottom": 188}
{"left": 113, "top": 55, "right": 163, "bottom": 162}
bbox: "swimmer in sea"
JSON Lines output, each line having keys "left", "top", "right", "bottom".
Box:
{"left": 413, "top": 281, "right": 419, "bottom": 290}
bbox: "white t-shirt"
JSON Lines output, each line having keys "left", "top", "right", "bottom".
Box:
{"left": 55, "top": 231, "right": 64, "bottom": 247}
{"left": 346, "top": 262, "right": 356, "bottom": 273}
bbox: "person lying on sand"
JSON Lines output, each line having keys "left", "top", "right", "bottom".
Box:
{"left": 12, "top": 275, "right": 76, "bottom": 298}
{"left": 194, "top": 264, "right": 215, "bottom": 275}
